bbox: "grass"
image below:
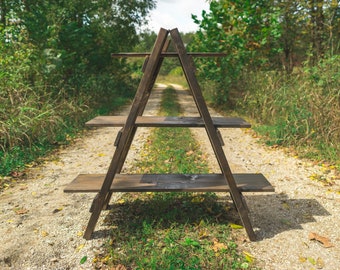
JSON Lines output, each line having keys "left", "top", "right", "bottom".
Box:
{"left": 97, "top": 192, "right": 252, "bottom": 269}
{"left": 0, "top": 102, "right": 119, "bottom": 190}
{"left": 94, "top": 87, "right": 257, "bottom": 269}
{"left": 135, "top": 87, "right": 208, "bottom": 175}
{"left": 225, "top": 58, "right": 339, "bottom": 170}
{"left": 0, "top": 79, "right": 134, "bottom": 190}
{"left": 199, "top": 56, "right": 340, "bottom": 170}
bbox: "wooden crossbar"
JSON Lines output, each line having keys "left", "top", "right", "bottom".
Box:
{"left": 111, "top": 52, "right": 226, "bottom": 58}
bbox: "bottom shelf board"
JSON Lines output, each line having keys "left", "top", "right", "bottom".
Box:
{"left": 64, "top": 173, "right": 274, "bottom": 193}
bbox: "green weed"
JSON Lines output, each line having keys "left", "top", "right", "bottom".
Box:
{"left": 99, "top": 192, "right": 253, "bottom": 269}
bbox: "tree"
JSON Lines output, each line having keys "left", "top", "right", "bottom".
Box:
{"left": 0, "top": 0, "right": 157, "bottom": 174}
{"left": 1, "top": 0, "right": 156, "bottom": 96}
{"left": 192, "top": 0, "right": 340, "bottom": 75}
{"left": 190, "top": 0, "right": 282, "bottom": 104}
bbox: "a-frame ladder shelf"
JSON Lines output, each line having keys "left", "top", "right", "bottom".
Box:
{"left": 64, "top": 173, "right": 274, "bottom": 193}
{"left": 64, "top": 27, "right": 274, "bottom": 242}
{"left": 86, "top": 115, "right": 251, "bottom": 128}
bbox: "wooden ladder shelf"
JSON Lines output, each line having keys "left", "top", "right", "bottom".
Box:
{"left": 64, "top": 28, "right": 274, "bottom": 241}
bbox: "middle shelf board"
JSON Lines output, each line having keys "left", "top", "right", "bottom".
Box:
{"left": 64, "top": 173, "right": 274, "bottom": 193}
{"left": 86, "top": 116, "right": 251, "bottom": 128}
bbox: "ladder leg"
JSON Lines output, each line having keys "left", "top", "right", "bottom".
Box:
{"left": 170, "top": 28, "right": 256, "bottom": 241}
{"left": 101, "top": 39, "right": 171, "bottom": 211}
{"left": 229, "top": 192, "right": 255, "bottom": 240}
{"left": 83, "top": 28, "right": 170, "bottom": 239}
{"left": 84, "top": 193, "right": 106, "bottom": 239}
{"left": 102, "top": 191, "right": 113, "bottom": 210}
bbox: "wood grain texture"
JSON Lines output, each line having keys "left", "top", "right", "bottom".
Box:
{"left": 85, "top": 116, "right": 251, "bottom": 128}
{"left": 64, "top": 173, "right": 274, "bottom": 193}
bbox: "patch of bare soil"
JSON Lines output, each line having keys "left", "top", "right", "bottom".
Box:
{"left": 0, "top": 84, "right": 339, "bottom": 270}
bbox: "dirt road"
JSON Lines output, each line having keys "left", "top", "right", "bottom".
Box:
{"left": 0, "top": 84, "right": 339, "bottom": 269}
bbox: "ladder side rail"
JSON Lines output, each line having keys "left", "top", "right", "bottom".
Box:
{"left": 102, "top": 39, "right": 172, "bottom": 209}
{"left": 169, "top": 28, "right": 256, "bottom": 240}
{"left": 83, "top": 28, "right": 170, "bottom": 239}
{"left": 115, "top": 38, "right": 171, "bottom": 173}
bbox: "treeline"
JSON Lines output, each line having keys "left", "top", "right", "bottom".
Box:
{"left": 0, "top": 0, "right": 156, "bottom": 176}
{"left": 190, "top": 0, "right": 340, "bottom": 166}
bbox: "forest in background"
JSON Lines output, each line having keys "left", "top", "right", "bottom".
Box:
{"left": 190, "top": 0, "right": 339, "bottom": 167}
{"left": 1, "top": 0, "right": 339, "bottom": 178}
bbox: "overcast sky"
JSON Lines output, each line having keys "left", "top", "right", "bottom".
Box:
{"left": 147, "top": 0, "right": 210, "bottom": 33}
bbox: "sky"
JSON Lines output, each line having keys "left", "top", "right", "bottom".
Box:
{"left": 147, "top": 0, "right": 210, "bottom": 33}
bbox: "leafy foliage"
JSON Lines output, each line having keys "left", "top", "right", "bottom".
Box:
{"left": 0, "top": 0, "right": 156, "bottom": 176}
{"left": 189, "top": 0, "right": 340, "bottom": 166}
{"left": 190, "top": 0, "right": 340, "bottom": 101}
{"left": 189, "top": 0, "right": 282, "bottom": 105}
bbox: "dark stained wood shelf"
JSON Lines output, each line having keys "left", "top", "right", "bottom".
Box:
{"left": 64, "top": 173, "right": 274, "bottom": 193}
{"left": 86, "top": 116, "right": 251, "bottom": 128}
{"left": 111, "top": 52, "right": 227, "bottom": 58}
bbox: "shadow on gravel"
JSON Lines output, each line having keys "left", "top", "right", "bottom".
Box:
{"left": 245, "top": 193, "right": 330, "bottom": 240}
{"left": 89, "top": 192, "right": 329, "bottom": 242}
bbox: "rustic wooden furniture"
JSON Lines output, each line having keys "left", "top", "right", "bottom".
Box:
{"left": 64, "top": 28, "right": 274, "bottom": 241}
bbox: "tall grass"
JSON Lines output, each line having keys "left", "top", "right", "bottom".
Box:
{"left": 0, "top": 38, "right": 135, "bottom": 178}
{"left": 0, "top": 79, "right": 133, "bottom": 178}
{"left": 235, "top": 56, "right": 340, "bottom": 166}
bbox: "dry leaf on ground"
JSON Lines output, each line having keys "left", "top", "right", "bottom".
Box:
{"left": 212, "top": 238, "right": 228, "bottom": 252}
{"left": 15, "top": 208, "right": 29, "bottom": 215}
{"left": 309, "top": 232, "right": 334, "bottom": 248}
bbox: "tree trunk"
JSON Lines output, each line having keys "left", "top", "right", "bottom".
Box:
{"left": 310, "top": 0, "right": 325, "bottom": 64}
{"left": 0, "top": 0, "right": 7, "bottom": 27}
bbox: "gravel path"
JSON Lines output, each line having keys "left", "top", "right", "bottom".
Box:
{"left": 0, "top": 84, "right": 339, "bottom": 269}
{"left": 0, "top": 87, "right": 162, "bottom": 269}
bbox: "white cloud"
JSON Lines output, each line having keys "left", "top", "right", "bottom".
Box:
{"left": 147, "top": 0, "right": 209, "bottom": 33}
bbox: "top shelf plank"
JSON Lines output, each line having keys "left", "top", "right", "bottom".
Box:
{"left": 86, "top": 116, "right": 251, "bottom": 128}
{"left": 111, "top": 52, "right": 226, "bottom": 58}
